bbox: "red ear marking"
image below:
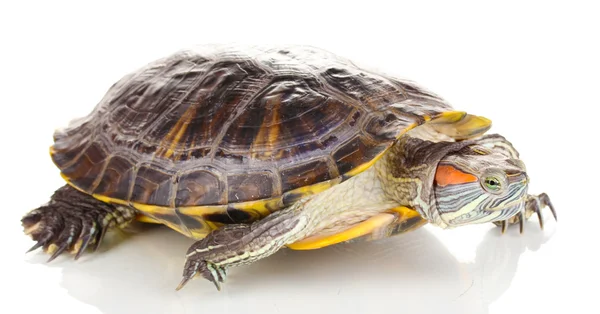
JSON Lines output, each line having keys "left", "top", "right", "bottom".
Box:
{"left": 435, "top": 165, "right": 478, "bottom": 186}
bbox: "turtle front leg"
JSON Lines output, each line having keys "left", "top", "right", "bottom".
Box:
{"left": 176, "top": 203, "right": 308, "bottom": 291}
{"left": 21, "top": 184, "right": 137, "bottom": 261}
{"left": 496, "top": 193, "right": 557, "bottom": 233}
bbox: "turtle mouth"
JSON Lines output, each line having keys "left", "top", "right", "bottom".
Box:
{"left": 486, "top": 196, "right": 527, "bottom": 222}
{"left": 448, "top": 200, "right": 526, "bottom": 226}
{"left": 484, "top": 195, "right": 527, "bottom": 213}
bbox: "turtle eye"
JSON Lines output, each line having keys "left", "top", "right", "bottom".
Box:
{"left": 483, "top": 177, "right": 502, "bottom": 192}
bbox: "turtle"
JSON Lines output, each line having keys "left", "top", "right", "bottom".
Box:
{"left": 21, "top": 44, "right": 556, "bottom": 291}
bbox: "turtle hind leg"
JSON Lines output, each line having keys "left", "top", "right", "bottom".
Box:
{"left": 21, "top": 184, "right": 137, "bottom": 261}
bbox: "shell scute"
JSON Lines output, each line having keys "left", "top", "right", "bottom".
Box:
{"left": 50, "top": 44, "right": 457, "bottom": 239}
{"left": 130, "top": 164, "right": 174, "bottom": 205}
{"left": 227, "top": 171, "right": 275, "bottom": 203}
{"left": 93, "top": 156, "right": 135, "bottom": 201}
{"left": 59, "top": 153, "right": 96, "bottom": 191}
{"left": 332, "top": 135, "right": 388, "bottom": 174}
{"left": 279, "top": 158, "right": 334, "bottom": 192}
{"left": 175, "top": 168, "right": 225, "bottom": 207}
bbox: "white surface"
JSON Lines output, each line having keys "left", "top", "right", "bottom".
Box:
{"left": 1, "top": 1, "right": 599, "bottom": 313}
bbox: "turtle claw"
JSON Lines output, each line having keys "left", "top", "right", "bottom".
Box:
{"left": 26, "top": 234, "right": 52, "bottom": 253}
{"left": 536, "top": 206, "right": 545, "bottom": 230}
{"left": 526, "top": 193, "right": 556, "bottom": 229}
{"left": 47, "top": 242, "right": 70, "bottom": 263}
{"left": 176, "top": 276, "right": 192, "bottom": 291}
{"left": 206, "top": 262, "right": 227, "bottom": 291}
{"left": 207, "top": 262, "right": 227, "bottom": 290}
{"left": 177, "top": 258, "right": 227, "bottom": 291}
{"left": 92, "top": 218, "right": 113, "bottom": 252}
{"left": 540, "top": 193, "right": 557, "bottom": 221}
{"left": 518, "top": 210, "right": 524, "bottom": 234}
{"left": 177, "top": 260, "right": 200, "bottom": 291}
{"left": 74, "top": 227, "right": 95, "bottom": 260}
{"left": 26, "top": 242, "right": 43, "bottom": 254}
{"left": 500, "top": 220, "right": 507, "bottom": 234}
{"left": 497, "top": 193, "right": 556, "bottom": 234}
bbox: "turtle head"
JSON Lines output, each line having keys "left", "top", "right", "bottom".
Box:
{"left": 433, "top": 143, "right": 528, "bottom": 227}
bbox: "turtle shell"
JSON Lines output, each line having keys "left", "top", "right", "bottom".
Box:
{"left": 50, "top": 44, "right": 455, "bottom": 238}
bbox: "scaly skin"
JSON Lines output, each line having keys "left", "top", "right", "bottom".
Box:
{"left": 21, "top": 185, "right": 137, "bottom": 261}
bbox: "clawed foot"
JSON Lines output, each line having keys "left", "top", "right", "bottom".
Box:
{"left": 174, "top": 224, "right": 246, "bottom": 291}
{"left": 177, "top": 258, "right": 228, "bottom": 291}
{"left": 22, "top": 205, "right": 121, "bottom": 261}
{"left": 21, "top": 185, "right": 136, "bottom": 261}
{"left": 497, "top": 193, "right": 557, "bottom": 234}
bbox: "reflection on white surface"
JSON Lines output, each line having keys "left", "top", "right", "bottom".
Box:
{"left": 21, "top": 221, "right": 552, "bottom": 314}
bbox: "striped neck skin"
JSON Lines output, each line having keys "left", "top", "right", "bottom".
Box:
{"left": 376, "top": 135, "right": 476, "bottom": 227}
{"left": 433, "top": 144, "right": 528, "bottom": 228}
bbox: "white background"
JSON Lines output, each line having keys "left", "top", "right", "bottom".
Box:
{"left": 1, "top": 1, "right": 599, "bottom": 313}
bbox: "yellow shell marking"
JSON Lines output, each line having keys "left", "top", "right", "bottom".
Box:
{"left": 135, "top": 215, "right": 162, "bottom": 224}
{"left": 250, "top": 96, "right": 281, "bottom": 159}
{"left": 280, "top": 177, "right": 343, "bottom": 200}
{"left": 424, "top": 110, "right": 467, "bottom": 123}
{"left": 429, "top": 111, "right": 492, "bottom": 140}
{"left": 157, "top": 104, "right": 198, "bottom": 159}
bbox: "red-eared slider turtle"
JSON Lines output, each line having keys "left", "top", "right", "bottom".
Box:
{"left": 21, "top": 44, "right": 556, "bottom": 291}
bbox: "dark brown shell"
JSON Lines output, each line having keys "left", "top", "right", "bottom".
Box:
{"left": 51, "top": 44, "right": 453, "bottom": 209}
